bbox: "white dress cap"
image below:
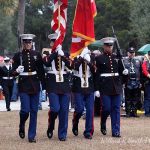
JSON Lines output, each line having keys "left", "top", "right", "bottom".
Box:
{"left": 4, "top": 56, "right": 10, "bottom": 61}
{"left": 101, "top": 37, "right": 116, "bottom": 44}
{"left": 48, "top": 33, "right": 58, "bottom": 40}
{"left": 20, "top": 34, "right": 36, "bottom": 40}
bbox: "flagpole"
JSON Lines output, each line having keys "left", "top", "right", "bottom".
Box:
{"left": 58, "top": 0, "right": 61, "bottom": 30}
{"left": 58, "top": 0, "right": 62, "bottom": 81}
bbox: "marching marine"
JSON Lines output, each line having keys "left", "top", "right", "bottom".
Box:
{"left": 12, "top": 34, "right": 45, "bottom": 143}
{"left": 95, "top": 37, "right": 128, "bottom": 138}
{"left": 43, "top": 33, "right": 72, "bottom": 141}
{"left": 72, "top": 47, "right": 96, "bottom": 139}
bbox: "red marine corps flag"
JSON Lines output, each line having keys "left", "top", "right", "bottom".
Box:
{"left": 70, "top": 0, "right": 97, "bottom": 58}
{"left": 51, "top": 0, "right": 68, "bottom": 51}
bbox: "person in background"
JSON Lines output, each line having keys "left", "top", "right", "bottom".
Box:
{"left": 123, "top": 47, "right": 142, "bottom": 117}
{"left": 142, "top": 50, "right": 150, "bottom": 117}
{"left": 12, "top": 34, "right": 46, "bottom": 143}
{"left": 0, "top": 56, "right": 14, "bottom": 111}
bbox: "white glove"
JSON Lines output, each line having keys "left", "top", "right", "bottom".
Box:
{"left": 122, "top": 69, "right": 128, "bottom": 75}
{"left": 0, "top": 85, "right": 3, "bottom": 90}
{"left": 94, "top": 91, "right": 100, "bottom": 98}
{"left": 56, "top": 45, "right": 62, "bottom": 52}
{"left": 57, "top": 49, "right": 64, "bottom": 56}
{"left": 56, "top": 45, "right": 64, "bottom": 56}
{"left": 76, "top": 55, "right": 80, "bottom": 59}
{"left": 83, "top": 54, "right": 91, "bottom": 62}
{"left": 42, "top": 90, "right": 46, "bottom": 94}
{"left": 80, "top": 47, "right": 90, "bottom": 58}
{"left": 16, "top": 65, "right": 24, "bottom": 73}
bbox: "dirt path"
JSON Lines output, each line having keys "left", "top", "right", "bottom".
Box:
{"left": 0, "top": 110, "right": 150, "bottom": 150}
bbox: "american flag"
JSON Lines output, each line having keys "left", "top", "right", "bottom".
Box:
{"left": 51, "top": 0, "right": 68, "bottom": 51}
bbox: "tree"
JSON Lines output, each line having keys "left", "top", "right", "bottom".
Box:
{"left": 95, "top": 0, "right": 132, "bottom": 52}
{"left": 0, "top": 10, "right": 17, "bottom": 56}
{"left": 17, "top": 0, "right": 26, "bottom": 34}
{"left": 0, "top": 0, "right": 18, "bottom": 15}
{"left": 130, "top": 0, "right": 150, "bottom": 48}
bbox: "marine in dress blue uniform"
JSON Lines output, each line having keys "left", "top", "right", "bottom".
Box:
{"left": 0, "top": 57, "right": 14, "bottom": 111}
{"left": 43, "top": 33, "right": 72, "bottom": 141}
{"left": 72, "top": 47, "right": 96, "bottom": 139}
{"left": 12, "top": 34, "right": 45, "bottom": 143}
{"left": 95, "top": 37, "right": 127, "bottom": 138}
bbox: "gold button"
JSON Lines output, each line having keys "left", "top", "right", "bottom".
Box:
{"left": 29, "top": 69, "right": 31, "bottom": 71}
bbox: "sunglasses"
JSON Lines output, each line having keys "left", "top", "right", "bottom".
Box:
{"left": 104, "top": 44, "right": 113, "bottom": 46}
{"left": 23, "top": 41, "right": 32, "bottom": 44}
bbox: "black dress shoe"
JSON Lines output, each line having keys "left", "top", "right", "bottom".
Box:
{"left": 101, "top": 128, "right": 107, "bottom": 135}
{"left": 7, "top": 108, "right": 11, "bottom": 111}
{"left": 47, "top": 129, "right": 53, "bottom": 139}
{"left": 19, "top": 129, "right": 25, "bottom": 139}
{"left": 72, "top": 128, "right": 78, "bottom": 136}
{"left": 84, "top": 134, "right": 92, "bottom": 140}
{"left": 28, "top": 139, "right": 36, "bottom": 143}
{"left": 112, "top": 133, "right": 121, "bottom": 138}
{"left": 101, "top": 123, "right": 107, "bottom": 135}
{"left": 59, "top": 137, "right": 66, "bottom": 141}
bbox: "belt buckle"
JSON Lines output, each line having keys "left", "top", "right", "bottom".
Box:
{"left": 111, "top": 73, "right": 115, "bottom": 76}
{"left": 82, "top": 75, "right": 86, "bottom": 78}
{"left": 28, "top": 72, "right": 32, "bottom": 75}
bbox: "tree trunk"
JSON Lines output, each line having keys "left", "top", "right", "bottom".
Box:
{"left": 17, "top": 0, "right": 26, "bottom": 34}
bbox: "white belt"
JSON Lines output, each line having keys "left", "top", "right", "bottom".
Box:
{"left": 100, "top": 73, "right": 119, "bottom": 77}
{"left": 2, "top": 77, "right": 13, "bottom": 79}
{"left": 74, "top": 74, "right": 91, "bottom": 78}
{"left": 20, "top": 71, "right": 37, "bottom": 76}
{"left": 47, "top": 70, "right": 67, "bottom": 74}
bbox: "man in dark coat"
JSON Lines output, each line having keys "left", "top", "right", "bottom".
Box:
{"left": 0, "top": 57, "right": 14, "bottom": 111}
{"left": 123, "top": 47, "right": 142, "bottom": 117}
{"left": 95, "top": 37, "right": 128, "bottom": 138}
{"left": 12, "top": 34, "right": 45, "bottom": 143}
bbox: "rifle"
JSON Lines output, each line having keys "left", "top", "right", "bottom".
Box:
{"left": 111, "top": 26, "right": 125, "bottom": 69}
{"left": 17, "top": 30, "right": 22, "bottom": 65}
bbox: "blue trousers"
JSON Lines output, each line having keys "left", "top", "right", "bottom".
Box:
{"left": 101, "top": 94, "right": 121, "bottom": 135}
{"left": 19, "top": 92, "right": 39, "bottom": 140}
{"left": 144, "top": 83, "right": 150, "bottom": 115}
{"left": 48, "top": 93, "right": 70, "bottom": 139}
{"left": 74, "top": 92, "right": 94, "bottom": 135}
{"left": 11, "top": 79, "right": 18, "bottom": 101}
